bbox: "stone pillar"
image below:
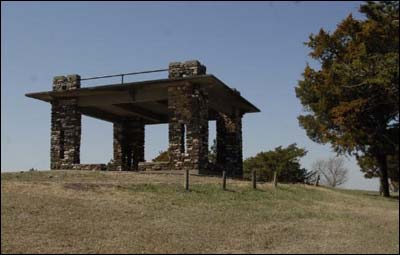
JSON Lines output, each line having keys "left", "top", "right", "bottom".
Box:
{"left": 127, "top": 122, "right": 145, "bottom": 170}
{"left": 112, "top": 123, "right": 126, "bottom": 171}
{"left": 168, "top": 60, "right": 206, "bottom": 78}
{"left": 168, "top": 60, "right": 209, "bottom": 173}
{"left": 112, "top": 120, "right": 145, "bottom": 171}
{"left": 216, "top": 109, "right": 243, "bottom": 177}
{"left": 50, "top": 75, "right": 81, "bottom": 170}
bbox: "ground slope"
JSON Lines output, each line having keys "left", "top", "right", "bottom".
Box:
{"left": 1, "top": 170, "right": 399, "bottom": 254}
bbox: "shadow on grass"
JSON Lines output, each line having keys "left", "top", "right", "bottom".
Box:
{"left": 362, "top": 193, "right": 399, "bottom": 200}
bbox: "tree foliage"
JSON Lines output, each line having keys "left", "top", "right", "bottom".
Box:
{"left": 152, "top": 150, "right": 169, "bottom": 162}
{"left": 208, "top": 139, "right": 217, "bottom": 164}
{"left": 243, "top": 144, "right": 308, "bottom": 183}
{"left": 295, "top": 1, "right": 399, "bottom": 196}
{"left": 152, "top": 139, "right": 218, "bottom": 163}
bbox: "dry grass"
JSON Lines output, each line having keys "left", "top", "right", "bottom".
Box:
{"left": 1, "top": 170, "right": 399, "bottom": 254}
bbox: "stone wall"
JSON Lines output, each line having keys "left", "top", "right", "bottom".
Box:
{"left": 50, "top": 75, "right": 81, "bottom": 170}
{"left": 110, "top": 120, "right": 145, "bottom": 171}
{"left": 138, "top": 162, "right": 170, "bottom": 171}
{"left": 168, "top": 60, "right": 209, "bottom": 173}
{"left": 72, "top": 164, "right": 107, "bottom": 171}
{"left": 216, "top": 111, "right": 243, "bottom": 177}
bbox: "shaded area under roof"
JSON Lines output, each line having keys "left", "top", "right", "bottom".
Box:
{"left": 26, "top": 74, "right": 260, "bottom": 125}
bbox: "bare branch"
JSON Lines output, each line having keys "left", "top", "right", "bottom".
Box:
{"left": 312, "top": 157, "right": 348, "bottom": 187}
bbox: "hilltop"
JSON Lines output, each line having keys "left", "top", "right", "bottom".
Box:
{"left": 1, "top": 170, "right": 398, "bottom": 254}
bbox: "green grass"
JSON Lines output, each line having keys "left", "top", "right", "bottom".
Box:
{"left": 1, "top": 170, "right": 399, "bottom": 254}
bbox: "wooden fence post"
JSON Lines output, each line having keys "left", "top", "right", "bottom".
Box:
{"left": 185, "top": 169, "right": 190, "bottom": 191}
{"left": 222, "top": 171, "right": 227, "bottom": 190}
{"left": 252, "top": 170, "right": 257, "bottom": 189}
{"left": 273, "top": 171, "right": 278, "bottom": 188}
{"left": 314, "top": 174, "right": 320, "bottom": 187}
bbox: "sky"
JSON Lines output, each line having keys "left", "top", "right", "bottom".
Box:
{"left": 1, "top": 1, "right": 379, "bottom": 191}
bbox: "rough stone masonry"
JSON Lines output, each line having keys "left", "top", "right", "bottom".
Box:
{"left": 27, "top": 60, "right": 259, "bottom": 177}
{"left": 50, "top": 75, "right": 82, "bottom": 170}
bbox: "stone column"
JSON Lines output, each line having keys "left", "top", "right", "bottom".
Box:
{"left": 50, "top": 75, "right": 81, "bottom": 170}
{"left": 216, "top": 109, "right": 243, "bottom": 177}
{"left": 112, "top": 120, "right": 145, "bottom": 171}
{"left": 112, "top": 122, "right": 126, "bottom": 171}
{"left": 127, "top": 122, "right": 145, "bottom": 170}
{"left": 168, "top": 60, "right": 209, "bottom": 173}
{"left": 168, "top": 60, "right": 206, "bottom": 78}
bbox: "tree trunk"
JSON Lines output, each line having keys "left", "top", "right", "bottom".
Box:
{"left": 376, "top": 153, "right": 390, "bottom": 197}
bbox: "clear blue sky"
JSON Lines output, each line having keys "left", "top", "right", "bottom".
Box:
{"left": 1, "top": 1, "right": 379, "bottom": 190}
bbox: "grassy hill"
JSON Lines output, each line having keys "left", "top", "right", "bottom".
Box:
{"left": 1, "top": 170, "right": 399, "bottom": 254}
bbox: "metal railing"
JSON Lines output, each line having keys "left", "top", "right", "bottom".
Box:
{"left": 80, "top": 68, "right": 169, "bottom": 84}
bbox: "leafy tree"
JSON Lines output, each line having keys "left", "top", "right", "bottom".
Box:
{"left": 153, "top": 139, "right": 218, "bottom": 164}
{"left": 243, "top": 144, "right": 308, "bottom": 185}
{"left": 295, "top": 1, "right": 399, "bottom": 197}
{"left": 208, "top": 139, "right": 217, "bottom": 164}
{"left": 152, "top": 150, "right": 169, "bottom": 162}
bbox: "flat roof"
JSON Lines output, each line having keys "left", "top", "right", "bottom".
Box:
{"left": 26, "top": 74, "right": 260, "bottom": 124}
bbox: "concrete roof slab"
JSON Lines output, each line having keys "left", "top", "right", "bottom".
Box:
{"left": 26, "top": 74, "right": 260, "bottom": 124}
